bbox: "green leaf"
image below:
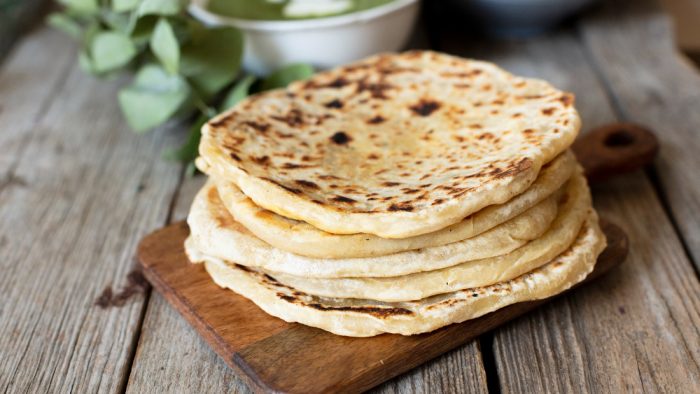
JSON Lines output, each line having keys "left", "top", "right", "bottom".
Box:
{"left": 47, "top": 13, "right": 82, "bottom": 40}
{"left": 78, "top": 50, "right": 95, "bottom": 73}
{"left": 101, "top": 10, "right": 131, "bottom": 33}
{"left": 163, "top": 114, "right": 207, "bottom": 162}
{"left": 137, "top": 0, "right": 186, "bottom": 17}
{"left": 260, "top": 63, "right": 314, "bottom": 91}
{"left": 118, "top": 64, "right": 190, "bottom": 132}
{"left": 129, "top": 16, "right": 158, "bottom": 46}
{"left": 151, "top": 18, "right": 180, "bottom": 74}
{"left": 90, "top": 31, "right": 137, "bottom": 73}
{"left": 181, "top": 26, "right": 243, "bottom": 97}
{"left": 113, "top": 0, "right": 140, "bottom": 12}
{"left": 221, "top": 75, "right": 256, "bottom": 111}
{"left": 60, "top": 0, "right": 99, "bottom": 14}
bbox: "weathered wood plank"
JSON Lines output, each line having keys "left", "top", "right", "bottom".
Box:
{"left": 436, "top": 21, "right": 700, "bottom": 393}
{"left": 127, "top": 180, "right": 489, "bottom": 393}
{"left": 579, "top": 0, "right": 700, "bottom": 269}
{"left": 0, "top": 27, "right": 183, "bottom": 392}
{"left": 0, "top": 27, "right": 74, "bottom": 176}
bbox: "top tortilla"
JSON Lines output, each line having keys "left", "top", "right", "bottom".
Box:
{"left": 200, "top": 50, "right": 580, "bottom": 238}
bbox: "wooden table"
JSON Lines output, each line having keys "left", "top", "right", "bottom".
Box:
{"left": 1, "top": 0, "right": 698, "bottom": 392}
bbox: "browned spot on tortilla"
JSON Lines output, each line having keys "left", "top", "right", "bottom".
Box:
{"left": 276, "top": 293, "right": 413, "bottom": 318}
{"left": 367, "top": 115, "right": 386, "bottom": 124}
{"left": 432, "top": 198, "right": 445, "bottom": 206}
{"left": 541, "top": 107, "right": 556, "bottom": 116}
{"left": 251, "top": 155, "right": 270, "bottom": 166}
{"left": 295, "top": 180, "right": 319, "bottom": 189}
{"left": 230, "top": 153, "right": 241, "bottom": 162}
{"left": 242, "top": 121, "right": 270, "bottom": 133}
{"left": 332, "top": 195, "right": 356, "bottom": 204}
{"left": 558, "top": 93, "right": 574, "bottom": 107}
{"left": 324, "top": 99, "right": 343, "bottom": 109}
{"left": 388, "top": 202, "right": 414, "bottom": 212}
{"left": 282, "top": 162, "right": 314, "bottom": 169}
{"left": 356, "top": 80, "right": 393, "bottom": 99}
{"left": 330, "top": 131, "right": 352, "bottom": 145}
{"left": 409, "top": 99, "right": 441, "bottom": 117}
{"left": 271, "top": 109, "right": 304, "bottom": 127}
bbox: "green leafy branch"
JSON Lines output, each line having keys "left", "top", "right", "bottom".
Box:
{"left": 47, "top": 0, "right": 313, "bottom": 165}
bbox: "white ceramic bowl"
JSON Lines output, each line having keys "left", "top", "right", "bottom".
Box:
{"left": 189, "top": 0, "right": 420, "bottom": 75}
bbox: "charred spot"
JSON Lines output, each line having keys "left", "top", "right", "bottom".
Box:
{"left": 235, "top": 264, "right": 255, "bottom": 273}
{"left": 493, "top": 158, "right": 533, "bottom": 179}
{"left": 208, "top": 118, "right": 229, "bottom": 128}
{"left": 230, "top": 153, "right": 242, "bottom": 162}
{"left": 432, "top": 198, "right": 445, "bottom": 206}
{"left": 368, "top": 153, "right": 380, "bottom": 160}
{"left": 324, "top": 99, "right": 344, "bottom": 109}
{"left": 271, "top": 109, "right": 305, "bottom": 127}
{"left": 491, "top": 99, "right": 504, "bottom": 105}
{"left": 311, "top": 199, "right": 324, "bottom": 205}
{"left": 295, "top": 180, "right": 320, "bottom": 189}
{"left": 388, "top": 202, "right": 414, "bottom": 212}
{"left": 512, "top": 113, "right": 523, "bottom": 118}
{"left": 409, "top": 99, "right": 441, "bottom": 117}
{"left": 558, "top": 94, "right": 574, "bottom": 107}
{"left": 367, "top": 115, "right": 386, "bottom": 124}
{"left": 318, "top": 174, "right": 340, "bottom": 180}
{"left": 470, "top": 123, "right": 483, "bottom": 129}
{"left": 478, "top": 132, "right": 494, "bottom": 140}
{"left": 282, "top": 163, "right": 313, "bottom": 169}
{"left": 523, "top": 128, "right": 534, "bottom": 134}
{"left": 541, "top": 107, "right": 556, "bottom": 116}
{"left": 382, "top": 181, "right": 401, "bottom": 187}
{"left": 330, "top": 131, "right": 352, "bottom": 145}
{"left": 242, "top": 121, "right": 270, "bottom": 133}
{"left": 251, "top": 155, "right": 270, "bottom": 166}
{"left": 276, "top": 132, "right": 294, "bottom": 139}
{"left": 356, "top": 80, "right": 393, "bottom": 99}
{"left": 402, "top": 188, "right": 420, "bottom": 194}
{"left": 304, "top": 302, "right": 413, "bottom": 318}
{"left": 331, "top": 195, "right": 356, "bottom": 204}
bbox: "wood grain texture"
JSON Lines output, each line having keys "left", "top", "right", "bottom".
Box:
{"left": 434, "top": 15, "right": 700, "bottom": 393}
{"left": 126, "top": 177, "right": 255, "bottom": 394}
{"left": 579, "top": 0, "right": 700, "bottom": 268}
{"left": 137, "top": 219, "right": 626, "bottom": 393}
{"left": 0, "top": 27, "right": 183, "bottom": 393}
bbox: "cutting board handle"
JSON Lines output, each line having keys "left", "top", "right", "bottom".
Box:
{"left": 572, "top": 122, "right": 659, "bottom": 183}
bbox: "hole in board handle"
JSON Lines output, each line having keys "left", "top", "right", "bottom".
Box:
{"left": 604, "top": 129, "right": 635, "bottom": 148}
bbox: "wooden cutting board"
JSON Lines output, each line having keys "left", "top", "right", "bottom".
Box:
{"left": 138, "top": 220, "right": 627, "bottom": 393}
{"left": 137, "top": 123, "right": 654, "bottom": 393}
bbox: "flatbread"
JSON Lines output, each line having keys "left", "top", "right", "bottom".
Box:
{"left": 268, "top": 172, "right": 591, "bottom": 301}
{"left": 197, "top": 212, "right": 605, "bottom": 337}
{"left": 187, "top": 183, "right": 558, "bottom": 279}
{"left": 210, "top": 151, "right": 576, "bottom": 259}
{"left": 199, "top": 50, "right": 580, "bottom": 238}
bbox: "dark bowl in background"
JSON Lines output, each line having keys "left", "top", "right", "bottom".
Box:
{"left": 448, "top": 0, "right": 597, "bottom": 37}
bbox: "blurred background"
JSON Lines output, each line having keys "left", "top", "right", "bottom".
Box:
{"left": 3, "top": 0, "right": 699, "bottom": 67}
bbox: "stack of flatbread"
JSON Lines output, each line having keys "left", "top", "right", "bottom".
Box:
{"left": 186, "top": 51, "right": 607, "bottom": 337}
